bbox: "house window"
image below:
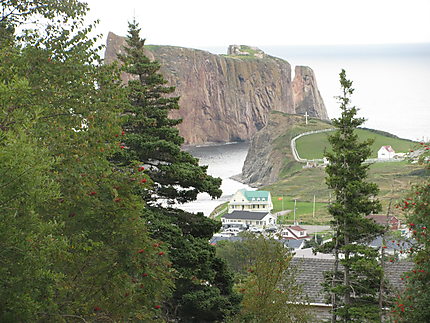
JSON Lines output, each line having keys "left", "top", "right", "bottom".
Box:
{"left": 300, "top": 232, "right": 304, "bottom": 236}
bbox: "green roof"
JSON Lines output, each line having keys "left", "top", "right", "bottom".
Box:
{"left": 239, "top": 189, "right": 270, "bottom": 201}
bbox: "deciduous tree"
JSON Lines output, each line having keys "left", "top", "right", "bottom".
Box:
{"left": 391, "top": 143, "right": 430, "bottom": 322}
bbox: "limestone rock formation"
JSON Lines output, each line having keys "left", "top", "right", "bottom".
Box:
{"left": 104, "top": 32, "right": 328, "bottom": 145}
{"left": 293, "top": 66, "right": 328, "bottom": 120}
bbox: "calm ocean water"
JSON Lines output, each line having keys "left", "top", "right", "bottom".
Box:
{"left": 176, "top": 44, "right": 430, "bottom": 215}
{"left": 174, "top": 142, "right": 251, "bottom": 216}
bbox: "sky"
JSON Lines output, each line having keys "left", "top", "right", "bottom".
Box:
{"left": 84, "top": 0, "right": 430, "bottom": 49}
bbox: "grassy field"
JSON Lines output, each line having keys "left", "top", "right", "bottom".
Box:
{"left": 210, "top": 160, "right": 426, "bottom": 225}
{"left": 263, "top": 161, "right": 427, "bottom": 224}
{"left": 272, "top": 198, "right": 330, "bottom": 225}
{"left": 296, "top": 128, "right": 414, "bottom": 159}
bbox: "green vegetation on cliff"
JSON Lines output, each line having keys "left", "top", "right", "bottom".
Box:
{"left": 296, "top": 128, "right": 413, "bottom": 159}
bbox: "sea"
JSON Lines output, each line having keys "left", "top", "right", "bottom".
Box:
{"left": 175, "top": 43, "right": 430, "bottom": 215}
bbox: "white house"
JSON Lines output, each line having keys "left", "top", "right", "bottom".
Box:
{"left": 378, "top": 145, "right": 395, "bottom": 160}
{"left": 221, "top": 211, "right": 276, "bottom": 228}
{"left": 228, "top": 189, "right": 273, "bottom": 213}
{"left": 280, "top": 226, "right": 309, "bottom": 240}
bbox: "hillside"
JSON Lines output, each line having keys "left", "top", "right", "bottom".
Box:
{"left": 238, "top": 112, "right": 332, "bottom": 186}
{"left": 262, "top": 161, "right": 426, "bottom": 224}
{"left": 296, "top": 128, "right": 414, "bottom": 159}
{"left": 233, "top": 111, "right": 426, "bottom": 224}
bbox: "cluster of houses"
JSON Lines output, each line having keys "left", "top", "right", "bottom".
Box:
{"left": 213, "top": 189, "right": 411, "bottom": 320}
{"left": 219, "top": 189, "right": 310, "bottom": 241}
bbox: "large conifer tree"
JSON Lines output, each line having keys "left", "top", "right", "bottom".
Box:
{"left": 116, "top": 21, "right": 221, "bottom": 203}
{"left": 115, "top": 21, "right": 240, "bottom": 321}
{"left": 323, "top": 70, "right": 384, "bottom": 322}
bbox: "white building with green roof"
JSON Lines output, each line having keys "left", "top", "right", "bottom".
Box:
{"left": 228, "top": 189, "right": 273, "bottom": 214}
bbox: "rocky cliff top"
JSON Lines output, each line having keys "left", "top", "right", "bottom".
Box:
{"left": 227, "top": 45, "right": 266, "bottom": 58}
{"left": 104, "top": 32, "right": 329, "bottom": 145}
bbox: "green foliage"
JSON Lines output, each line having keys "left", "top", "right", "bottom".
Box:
{"left": 391, "top": 143, "right": 430, "bottom": 322}
{"left": 321, "top": 70, "right": 385, "bottom": 322}
{"left": 109, "top": 20, "right": 240, "bottom": 322}
{"left": 0, "top": 4, "right": 174, "bottom": 322}
{"left": 296, "top": 128, "right": 414, "bottom": 159}
{"left": 216, "top": 234, "right": 311, "bottom": 322}
{"left": 114, "top": 20, "right": 221, "bottom": 203}
{"left": 144, "top": 207, "right": 241, "bottom": 322}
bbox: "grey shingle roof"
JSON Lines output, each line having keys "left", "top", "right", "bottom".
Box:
{"left": 281, "top": 239, "right": 305, "bottom": 250}
{"left": 209, "top": 236, "right": 244, "bottom": 244}
{"left": 291, "top": 258, "right": 413, "bottom": 304}
{"left": 222, "top": 211, "right": 269, "bottom": 221}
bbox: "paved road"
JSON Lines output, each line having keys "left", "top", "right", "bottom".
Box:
{"left": 290, "top": 129, "right": 335, "bottom": 163}
{"left": 290, "top": 129, "right": 408, "bottom": 164}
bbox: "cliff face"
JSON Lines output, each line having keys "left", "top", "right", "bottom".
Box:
{"left": 105, "top": 33, "right": 328, "bottom": 145}
{"left": 240, "top": 112, "right": 301, "bottom": 187}
{"left": 293, "top": 66, "right": 328, "bottom": 120}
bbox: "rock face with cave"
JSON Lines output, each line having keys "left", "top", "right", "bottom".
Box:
{"left": 105, "top": 34, "right": 328, "bottom": 145}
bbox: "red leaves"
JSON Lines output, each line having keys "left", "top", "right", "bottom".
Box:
{"left": 158, "top": 251, "right": 165, "bottom": 256}
{"left": 142, "top": 273, "right": 148, "bottom": 277}
{"left": 140, "top": 178, "right": 147, "bottom": 183}
{"left": 137, "top": 249, "right": 145, "bottom": 254}
{"left": 114, "top": 197, "right": 121, "bottom": 203}
{"left": 154, "top": 305, "right": 161, "bottom": 309}
{"left": 89, "top": 191, "right": 97, "bottom": 196}
{"left": 94, "top": 306, "right": 101, "bottom": 312}
{"left": 138, "top": 166, "right": 145, "bottom": 171}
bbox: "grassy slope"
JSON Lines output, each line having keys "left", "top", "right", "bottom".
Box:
{"left": 263, "top": 161, "right": 426, "bottom": 224}
{"left": 296, "top": 128, "right": 414, "bottom": 159}
{"left": 210, "top": 113, "right": 424, "bottom": 225}
{"left": 270, "top": 113, "right": 333, "bottom": 178}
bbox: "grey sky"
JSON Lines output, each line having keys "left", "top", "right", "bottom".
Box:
{"left": 85, "top": 0, "right": 430, "bottom": 48}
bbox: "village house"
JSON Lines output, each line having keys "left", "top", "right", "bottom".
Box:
{"left": 378, "top": 145, "right": 395, "bottom": 159}
{"left": 280, "top": 225, "right": 310, "bottom": 240}
{"left": 221, "top": 211, "right": 276, "bottom": 228}
{"left": 228, "top": 189, "right": 273, "bottom": 213}
{"left": 366, "top": 214, "right": 401, "bottom": 231}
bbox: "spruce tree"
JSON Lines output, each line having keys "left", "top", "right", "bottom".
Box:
{"left": 115, "top": 21, "right": 240, "bottom": 321}
{"left": 323, "top": 70, "right": 384, "bottom": 322}
{"left": 116, "top": 21, "right": 221, "bottom": 203}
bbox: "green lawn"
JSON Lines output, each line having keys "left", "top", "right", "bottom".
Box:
{"left": 263, "top": 160, "right": 425, "bottom": 224}
{"left": 296, "top": 128, "right": 414, "bottom": 159}
{"left": 272, "top": 197, "right": 330, "bottom": 224}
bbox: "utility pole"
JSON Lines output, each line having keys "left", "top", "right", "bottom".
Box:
{"left": 293, "top": 199, "right": 297, "bottom": 225}
{"left": 313, "top": 195, "right": 316, "bottom": 218}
